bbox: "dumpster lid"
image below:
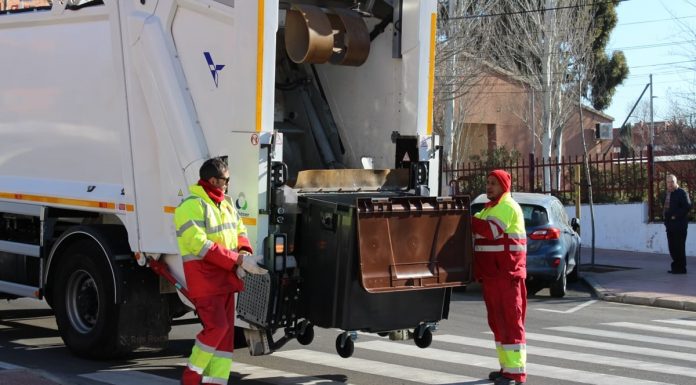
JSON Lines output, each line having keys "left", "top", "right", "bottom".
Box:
{"left": 356, "top": 196, "right": 472, "bottom": 293}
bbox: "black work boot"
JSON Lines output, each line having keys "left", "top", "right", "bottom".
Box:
{"left": 488, "top": 370, "right": 503, "bottom": 380}
{"left": 493, "top": 375, "right": 525, "bottom": 385}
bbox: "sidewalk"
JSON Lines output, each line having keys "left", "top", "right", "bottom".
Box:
{"left": 580, "top": 247, "right": 696, "bottom": 312}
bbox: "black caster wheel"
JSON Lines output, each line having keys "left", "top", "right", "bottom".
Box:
{"left": 414, "top": 325, "right": 432, "bottom": 349}
{"left": 335, "top": 334, "right": 355, "bottom": 358}
{"left": 296, "top": 322, "right": 314, "bottom": 345}
{"left": 377, "top": 332, "right": 389, "bottom": 337}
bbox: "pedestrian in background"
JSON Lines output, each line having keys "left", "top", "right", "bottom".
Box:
{"left": 471, "top": 170, "right": 527, "bottom": 385}
{"left": 175, "top": 157, "right": 267, "bottom": 385}
{"left": 663, "top": 174, "right": 692, "bottom": 274}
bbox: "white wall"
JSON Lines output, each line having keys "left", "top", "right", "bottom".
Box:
{"left": 565, "top": 203, "right": 696, "bottom": 256}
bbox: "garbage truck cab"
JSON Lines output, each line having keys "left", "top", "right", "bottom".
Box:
{"left": 0, "top": 0, "right": 472, "bottom": 358}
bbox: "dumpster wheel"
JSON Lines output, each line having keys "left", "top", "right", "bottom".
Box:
{"left": 414, "top": 324, "right": 433, "bottom": 349}
{"left": 296, "top": 321, "right": 314, "bottom": 346}
{"left": 335, "top": 332, "right": 356, "bottom": 358}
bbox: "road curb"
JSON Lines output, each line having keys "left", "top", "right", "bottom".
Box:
{"left": 582, "top": 275, "right": 696, "bottom": 312}
{"left": 580, "top": 275, "right": 610, "bottom": 299}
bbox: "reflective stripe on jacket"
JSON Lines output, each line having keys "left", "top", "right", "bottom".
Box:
{"left": 472, "top": 192, "right": 527, "bottom": 280}
{"left": 174, "top": 184, "right": 252, "bottom": 298}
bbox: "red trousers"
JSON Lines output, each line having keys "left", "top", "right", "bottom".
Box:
{"left": 195, "top": 292, "right": 235, "bottom": 353}
{"left": 481, "top": 277, "right": 527, "bottom": 383}
{"left": 182, "top": 292, "right": 236, "bottom": 385}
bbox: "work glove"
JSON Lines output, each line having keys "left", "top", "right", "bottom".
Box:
{"left": 240, "top": 254, "right": 268, "bottom": 275}
{"left": 236, "top": 250, "right": 250, "bottom": 279}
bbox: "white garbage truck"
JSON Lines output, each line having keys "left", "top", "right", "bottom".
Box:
{"left": 0, "top": 0, "right": 472, "bottom": 359}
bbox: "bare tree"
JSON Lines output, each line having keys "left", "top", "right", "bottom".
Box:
{"left": 434, "top": 0, "right": 498, "bottom": 167}
{"left": 483, "top": 0, "right": 596, "bottom": 190}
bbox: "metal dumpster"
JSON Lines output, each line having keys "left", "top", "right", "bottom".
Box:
{"left": 295, "top": 193, "right": 472, "bottom": 356}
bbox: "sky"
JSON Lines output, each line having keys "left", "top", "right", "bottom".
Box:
{"left": 604, "top": 0, "right": 696, "bottom": 125}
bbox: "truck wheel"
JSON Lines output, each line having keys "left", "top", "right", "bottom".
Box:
{"left": 414, "top": 325, "right": 432, "bottom": 349}
{"left": 549, "top": 269, "right": 567, "bottom": 298}
{"left": 335, "top": 334, "right": 354, "bottom": 358}
{"left": 53, "top": 240, "right": 122, "bottom": 358}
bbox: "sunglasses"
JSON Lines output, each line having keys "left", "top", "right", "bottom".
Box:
{"left": 217, "top": 176, "right": 230, "bottom": 184}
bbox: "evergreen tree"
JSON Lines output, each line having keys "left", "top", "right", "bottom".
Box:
{"left": 586, "top": 0, "right": 629, "bottom": 111}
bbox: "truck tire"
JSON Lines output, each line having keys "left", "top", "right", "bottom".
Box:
{"left": 53, "top": 239, "right": 124, "bottom": 359}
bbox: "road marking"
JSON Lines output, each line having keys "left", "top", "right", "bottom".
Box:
{"left": 537, "top": 299, "right": 598, "bottom": 313}
{"left": 434, "top": 335, "right": 696, "bottom": 378}
{"left": 273, "top": 349, "right": 480, "bottom": 384}
{"left": 234, "top": 362, "right": 355, "bottom": 385}
{"left": 0, "top": 361, "right": 25, "bottom": 370}
{"left": 83, "top": 363, "right": 352, "bottom": 385}
{"left": 604, "top": 322, "right": 696, "bottom": 337}
{"left": 81, "top": 370, "right": 177, "bottom": 385}
{"left": 548, "top": 326, "right": 696, "bottom": 349}
{"left": 356, "top": 340, "right": 675, "bottom": 385}
{"left": 10, "top": 337, "right": 64, "bottom": 350}
{"left": 655, "top": 319, "right": 696, "bottom": 328}
{"left": 525, "top": 332, "right": 696, "bottom": 362}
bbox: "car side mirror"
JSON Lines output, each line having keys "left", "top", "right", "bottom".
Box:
{"left": 570, "top": 217, "right": 580, "bottom": 232}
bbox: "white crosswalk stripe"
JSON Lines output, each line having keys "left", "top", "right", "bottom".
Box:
{"left": 654, "top": 319, "right": 696, "bottom": 328}
{"left": 0, "top": 361, "right": 24, "bottom": 370}
{"left": 6, "top": 317, "right": 696, "bottom": 385}
{"left": 272, "top": 349, "right": 482, "bottom": 384}
{"left": 354, "top": 340, "right": 675, "bottom": 385}
{"left": 232, "top": 362, "right": 356, "bottom": 385}
{"left": 80, "top": 363, "right": 350, "bottom": 385}
{"left": 433, "top": 334, "right": 696, "bottom": 378}
{"left": 603, "top": 321, "right": 696, "bottom": 337}
{"left": 548, "top": 326, "right": 696, "bottom": 348}
{"left": 81, "top": 370, "right": 178, "bottom": 385}
{"left": 525, "top": 331, "right": 696, "bottom": 362}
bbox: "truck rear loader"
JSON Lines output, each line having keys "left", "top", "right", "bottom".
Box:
{"left": 0, "top": 0, "right": 472, "bottom": 359}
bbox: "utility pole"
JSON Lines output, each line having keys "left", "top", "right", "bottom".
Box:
{"left": 443, "top": 0, "right": 456, "bottom": 165}
{"left": 649, "top": 74, "right": 654, "bottom": 148}
{"left": 649, "top": 73, "right": 655, "bottom": 222}
{"left": 531, "top": 88, "right": 536, "bottom": 157}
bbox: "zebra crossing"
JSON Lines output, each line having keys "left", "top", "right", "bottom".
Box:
{"left": 2, "top": 317, "right": 696, "bottom": 385}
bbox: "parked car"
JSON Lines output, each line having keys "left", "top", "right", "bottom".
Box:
{"left": 471, "top": 192, "right": 581, "bottom": 298}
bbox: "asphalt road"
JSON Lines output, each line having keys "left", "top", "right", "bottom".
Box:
{"left": 1, "top": 281, "right": 695, "bottom": 385}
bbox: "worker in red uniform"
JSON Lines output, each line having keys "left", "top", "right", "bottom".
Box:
{"left": 471, "top": 170, "right": 527, "bottom": 385}
{"left": 175, "top": 157, "right": 267, "bottom": 385}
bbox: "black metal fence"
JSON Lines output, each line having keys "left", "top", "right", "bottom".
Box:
{"left": 444, "top": 146, "right": 695, "bottom": 222}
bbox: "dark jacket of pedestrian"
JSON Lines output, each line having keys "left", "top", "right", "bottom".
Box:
{"left": 664, "top": 187, "right": 692, "bottom": 233}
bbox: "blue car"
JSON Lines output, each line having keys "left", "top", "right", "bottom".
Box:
{"left": 471, "top": 192, "right": 581, "bottom": 298}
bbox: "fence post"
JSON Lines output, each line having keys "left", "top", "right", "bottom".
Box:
{"left": 647, "top": 144, "right": 654, "bottom": 222}
{"left": 575, "top": 164, "right": 581, "bottom": 229}
{"left": 529, "top": 153, "right": 535, "bottom": 192}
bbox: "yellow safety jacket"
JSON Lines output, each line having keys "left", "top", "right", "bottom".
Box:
{"left": 174, "top": 184, "right": 252, "bottom": 298}
{"left": 472, "top": 192, "right": 527, "bottom": 280}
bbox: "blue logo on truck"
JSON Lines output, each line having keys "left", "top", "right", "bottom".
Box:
{"left": 204, "top": 52, "right": 225, "bottom": 87}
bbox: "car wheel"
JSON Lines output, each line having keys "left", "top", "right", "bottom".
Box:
{"left": 525, "top": 281, "right": 542, "bottom": 296}
{"left": 568, "top": 253, "right": 579, "bottom": 282}
{"left": 549, "top": 268, "right": 567, "bottom": 298}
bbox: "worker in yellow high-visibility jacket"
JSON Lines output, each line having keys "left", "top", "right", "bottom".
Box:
{"left": 175, "top": 157, "right": 267, "bottom": 385}
{"left": 471, "top": 170, "right": 527, "bottom": 385}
